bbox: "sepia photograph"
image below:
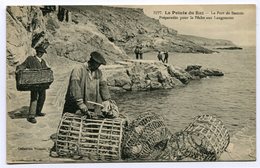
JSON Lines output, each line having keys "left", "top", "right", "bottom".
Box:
{"left": 5, "top": 3, "right": 256, "bottom": 165}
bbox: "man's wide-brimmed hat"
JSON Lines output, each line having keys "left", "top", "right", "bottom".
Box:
{"left": 90, "top": 51, "right": 107, "bottom": 65}
{"left": 35, "top": 46, "right": 47, "bottom": 53}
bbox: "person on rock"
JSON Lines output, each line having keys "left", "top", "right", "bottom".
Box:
{"left": 139, "top": 46, "right": 143, "bottom": 59}
{"left": 63, "top": 51, "right": 112, "bottom": 118}
{"left": 163, "top": 51, "right": 169, "bottom": 63}
{"left": 134, "top": 45, "right": 140, "bottom": 59}
{"left": 16, "top": 46, "right": 50, "bottom": 124}
{"left": 157, "top": 51, "right": 164, "bottom": 62}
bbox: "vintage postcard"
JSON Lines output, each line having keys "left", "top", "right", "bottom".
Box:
{"left": 6, "top": 4, "right": 256, "bottom": 163}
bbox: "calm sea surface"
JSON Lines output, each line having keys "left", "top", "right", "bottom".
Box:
{"left": 114, "top": 47, "right": 256, "bottom": 136}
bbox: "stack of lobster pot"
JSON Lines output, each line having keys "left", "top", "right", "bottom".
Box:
{"left": 121, "top": 112, "right": 172, "bottom": 160}
{"left": 159, "top": 115, "right": 230, "bottom": 161}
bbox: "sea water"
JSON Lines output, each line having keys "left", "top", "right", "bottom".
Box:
{"left": 114, "top": 47, "right": 256, "bottom": 136}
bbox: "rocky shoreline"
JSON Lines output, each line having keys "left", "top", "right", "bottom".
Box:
{"left": 101, "top": 59, "right": 224, "bottom": 92}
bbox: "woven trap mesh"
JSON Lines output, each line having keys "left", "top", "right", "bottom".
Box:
{"left": 55, "top": 112, "right": 126, "bottom": 160}
{"left": 121, "top": 112, "right": 172, "bottom": 160}
{"left": 176, "top": 115, "right": 230, "bottom": 161}
{"left": 15, "top": 68, "right": 54, "bottom": 91}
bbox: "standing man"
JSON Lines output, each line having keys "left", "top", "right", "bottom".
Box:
{"left": 139, "top": 46, "right": 143, "bottom": 60}
{"left": 134, "top": 46, "right": 140, "bottom": 59}
{"left": 157, "top": 51, "right": 163, "bottom": 62}
{"left": 16, "top": 46, "right": 50, "bottom": 124}
{"left": 163, "top": 51, "right": 169, "bottom": 63}
{"left": 63, "top": 51, "right": 111, "bottom": 118}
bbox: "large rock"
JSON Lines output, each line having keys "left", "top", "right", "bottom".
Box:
{"left": 6, "top": 6, "right": 47, "bottom": 78}
{"left": 167, "top": 65, "right": 192, "bottom": 84}
{"left": 50, "top": 22, "right": 129, "bottom": 63}
{"left": 6, "top": 6, "right": 56, "bottom": 79}
{"left": 100, "top": 60, "right": 224, "bottom": 92}
{"left": 202, "top": 68, "right": 224, "bottom": 76}
{"left": 126, "top": 60, "right": 182, "bottom": 90}
{"left": 101, "top": 65, "right": 132, "bottom": 91}
{"left": 185, "top": 64, "right": 224, "bottom": 79}
{"left": 101, "top": 60, "right": 189, "bottom": 91}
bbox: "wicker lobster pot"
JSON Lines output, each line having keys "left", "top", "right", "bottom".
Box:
{"left": 15, "top": 68, "right": 54, "bottom": 91}
{"left": 122, "top": 112, "right": 172, "bottom": 160}
{"left": 176, "top": 115, "right": 230, "bottom": 161}
{"left": 55, "top": 113, "right": 126, "bottom": 160}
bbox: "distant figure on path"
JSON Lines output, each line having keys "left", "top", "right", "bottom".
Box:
{"left": 134, "top": 46, "right": 140, "bottom": 59}
{"left": 134, "top": 45, "right": 144, "bottom": 59}
{"left": 163, "top": 51, "right": 169, "bottom": 63}
{"left": 139, "top": 46, "right": 143, "bottom": 59}
{"left": 157, "top": 51, "right": 164, "bottom": 62}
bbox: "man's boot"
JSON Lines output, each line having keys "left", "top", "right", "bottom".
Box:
{"left": 27, "top": 116, "right": 37, "bottom": 124}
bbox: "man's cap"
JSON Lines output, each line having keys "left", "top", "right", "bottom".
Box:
{"left": 35, "top": 46, "right": 47, "bottom": 53}
{"left": 90, "top": 51, "right": 106, "bottom": 65}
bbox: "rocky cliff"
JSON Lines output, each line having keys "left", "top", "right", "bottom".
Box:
{"left": 65, "top": 6, "right": 215, "bottom": 54}
{"left": 7, "top": 6, "right": 45, "bottom": 75}
{"left": 6, "top": 5, "right": 231, "bottom": 78}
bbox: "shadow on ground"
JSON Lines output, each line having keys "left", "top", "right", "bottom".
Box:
{"left": 8, "top": 106, "right": 29, "bottom": 119}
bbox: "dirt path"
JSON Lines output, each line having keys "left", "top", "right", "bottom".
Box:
{"left": 6, "top": 63, "right": 75, "bottom": 163}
